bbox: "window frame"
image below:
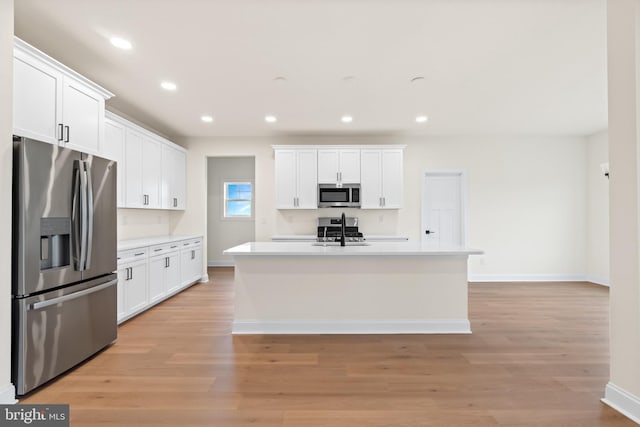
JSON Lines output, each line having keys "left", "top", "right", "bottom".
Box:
{"left": 222, "top": 180, "right": 254, "bottom": 220}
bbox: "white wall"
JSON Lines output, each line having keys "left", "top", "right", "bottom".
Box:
{"left": 603, "top": 0, "right": 640, "bottom": 416}
{"left": 586, "top": 130, "right": 609, "bottom": 285}
{"left": 207, "top": 157, "right": 256, "bottom": 265}
{"left": 409, "top": 135, "right": 588, "bottom": 281}
{"left": 117, "top": 209, "right": 172, "bottom": 241}
{"left": 0, "top": 0, "right": 15, "bottom": 403}
{"left": 171, "top": 134, "right": 589, "bottom": 280}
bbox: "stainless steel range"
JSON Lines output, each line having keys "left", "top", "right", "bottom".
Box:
{"left": 316, "top": 216, "right": 365, "bottom": 243}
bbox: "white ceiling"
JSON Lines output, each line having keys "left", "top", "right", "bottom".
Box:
{"left": 14, "top": 0, "right": 607, "bottom": 139}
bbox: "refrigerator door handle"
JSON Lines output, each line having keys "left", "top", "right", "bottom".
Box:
{"left": 29, "top": 279, "right": 118, "bottom": 311}
{"left": 84, "top": 161, "right": 94, "bottom": 270}
{"left": 72, "top": 161, "right": 82, "bottom": 270}
{"left": 78, "top": 161, "right": 88, "bottom": 271}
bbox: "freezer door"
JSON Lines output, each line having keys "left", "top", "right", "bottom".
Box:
{"left": 13, "top": 137, "right": 83, "bottom": 296}
{"left": 13, "top": 274, "right": 117, "bottom": 395}
{"left": 80, "top": 153, "right": 117, "bottom": 280}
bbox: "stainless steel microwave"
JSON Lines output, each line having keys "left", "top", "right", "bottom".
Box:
{"left": 318, "top": 184, "right": 361, "bottom": 208}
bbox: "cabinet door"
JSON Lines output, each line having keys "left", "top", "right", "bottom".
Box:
{"left": 13, "top": 50, "right": 62, "bottom": 144}
{"left": 104, "top": 119, "right": 126, "bottom": 207}
{"left": 360, "top": 149, "right": 383, "bottom": 208}
{"left": 180, "top": 248, "right": 193, "bottom": 287}
{"left": 125, "top": 262, "right": 147, "bottom": 314}
{"left": 142, "top": 138, "right": 162, "bottom": 209}
{"left": 161, "top": 145, "right": 175, "bottom": 210}
{"left": 166, "top": 252, "right": 181, "bottom": 293}
{"left": 192, "top": 246, "right": 202, "bottom": 283}
{"left": 275, "top": 150, "right": 297, "bottom": 209}
{"left": 148, "top": 256, "right": 166, "bottom": 303}
{"left": 317, "top": 149, "right": 339, "bottom": 184}
{"left": 339, "top": 149, "right": 361, "bottom": 183}
{"left": 124, "top": 129, "right": 144, "bottom": 208}
{"left": 62, "top": 78, "right": 103, "bottom": 155}
{"left": 381, "top": 149, "right": 403, "bottom": 208}
{"left": 116, "top": 266, "right": 127, "bottom": 322}
{"left": 174, "top": 150, "right": 186, "bottom": 209}
{"left": 161, "top": 146, "right": 186, "bottom": 210}
{"left": 296, "top": 149, "right": 318, "bottom": 209}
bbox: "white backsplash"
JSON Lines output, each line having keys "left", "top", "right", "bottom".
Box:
{"left": 117, "top": 209, "right": 172, "bottom": 240}
{"left": 275, "top": 208, "right": 402, "bottom": 236}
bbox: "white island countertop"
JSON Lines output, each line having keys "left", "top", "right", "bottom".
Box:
{"left": 224, "top": 241, "right": 483, "bottom": 257}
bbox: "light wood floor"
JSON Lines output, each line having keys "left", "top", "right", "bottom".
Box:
{"left": 21, "top": 268, "right": 635, "bottom": 426}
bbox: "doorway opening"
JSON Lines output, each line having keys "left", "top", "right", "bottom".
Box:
{"left": 207, "top": 156, "right": 256, "bottom": 266}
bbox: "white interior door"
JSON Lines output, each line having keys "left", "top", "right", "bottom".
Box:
{"left": 422, "top": 171, "right": 467, "bottom": 248}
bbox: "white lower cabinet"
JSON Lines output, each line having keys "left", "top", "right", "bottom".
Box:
{"left": 117, "top": 236, "right": 203, "bottom": 324}
{"left": 180, "top": 238, "right": 203, "bottom": 287}
{"left": 117, "top": 248, "right": 148, "bottom": 322}
{"left": 149, "top": 245, "right": 181, "bottom": 303}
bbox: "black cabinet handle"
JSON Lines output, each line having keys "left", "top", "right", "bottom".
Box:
{"left": 64, "top": 126, "right": 70, "bottom": 143}
{"left": 58, "top": 124, "right": 64, "bottom": 141}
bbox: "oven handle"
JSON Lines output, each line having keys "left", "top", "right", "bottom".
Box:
{"left": 29, "top": 279, "right": 118, "bottom": 311}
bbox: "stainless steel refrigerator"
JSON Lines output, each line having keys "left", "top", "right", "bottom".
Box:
{"left": 12, "top": 136, "right": 118, "bottom": 396}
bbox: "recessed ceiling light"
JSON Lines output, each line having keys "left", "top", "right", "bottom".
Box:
{"left": 342, "top": 76, "right": 356, "bottom": 83}
{"left": 415, "top": 115, "right": 428, "bottom": 123}
{"left": 273, "top": 76, "right": 287, "bottom": 84}
{"left": 110, "top": 37, "right": 132, "bottom": 50}
{"left": 201, "top": 115, "right": 214, "bottom": 123}
{"left": 160, "top": 81, "right": 177, "bottom": 91}
{"left": 341, "top": 115, "right": 353, "bottom": 123}
{"left": 265, "top": 115, "right": 277, "bottom": 123}
{"left": 411, "top": 76, "right": 425, "bottom": 83}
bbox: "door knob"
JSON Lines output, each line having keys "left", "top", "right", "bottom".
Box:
{"left": 425, "top": 230, "right": 436, "bottom": 235}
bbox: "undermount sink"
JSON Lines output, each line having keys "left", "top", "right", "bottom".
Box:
{"left": 311, "top": 242, "right": 371, "bottom": 247}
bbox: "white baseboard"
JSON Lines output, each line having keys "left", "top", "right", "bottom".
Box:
{"left": 232, "top": 319, "right": 471, "bottom": 335}
{"left": 199, "top": 274, "right": 209, "bottom": 283}
{"left": 0, "top": 383, "right": 17, "bottom": 404}
{"left": 585, "top": 275, "right": 610, "bottom": 287}
{"left": 208, "top": 260, "right": 234, "bottom": 267}
{"left": 468, "top": 274, "right": 587, "bottom": 283}
{"left": 602, "top": 382, "right": 640, "bottom": 424}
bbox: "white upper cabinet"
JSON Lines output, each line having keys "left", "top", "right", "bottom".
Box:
{"left": 13, "top": 49, "right": 61, "bottom": 144}
{"left": 107, "top": 111, "right": 187, "bottom": 210}
{"left": 124, "top": 128, "right": 145, "bottom": 208}
{"left": 141, "top": 137, "right": 162, "bottom": 209}
{"left": 61, "top": 79, "right": 104, "bottom": 154}
{"left": 13, "top": 38, "right": 112, "bottom": 154}
{"left": 317, "top": 148, "right": 361, "bottom": 184}
{"left": 161, "top": 145, "right": 186, "bottom": 210}
{"left": 360, "top": 148, "right": 404, "bottom": 209}
{"left": 275, "top": 148, "right": 318, "bottom": 209}
{"left": 104, "top": 118, "right": 126, "bottom": 207}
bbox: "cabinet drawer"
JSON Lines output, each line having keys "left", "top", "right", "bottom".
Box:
{"left": 149, "top": 242, "right": 181, "bottom": 257}
{"left": 180, "top": 238, "right": 202, "bottom": 249}
{"left": 117, "top": 248, "right": 148, "bottom": 264}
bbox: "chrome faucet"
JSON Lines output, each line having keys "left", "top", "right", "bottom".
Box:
{"left": 340, "top": 212, "right": 346, "bottom": 247}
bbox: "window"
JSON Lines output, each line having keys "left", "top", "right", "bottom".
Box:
{"left": 224, "top": 181, "right": 253, "bottom": 218}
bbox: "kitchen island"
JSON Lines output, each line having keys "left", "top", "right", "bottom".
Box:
{"left": 223, "top": 241, "right": 482, "bottom": 335}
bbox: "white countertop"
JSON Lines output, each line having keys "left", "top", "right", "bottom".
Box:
{"left": 271, "top": 235, "right": 410, "bottom": 241}
{"left": 118, "top": 235, "right": 203, "bottom": 251}
{"left": 224, "top": 241, "right": 482, "bottom": 257}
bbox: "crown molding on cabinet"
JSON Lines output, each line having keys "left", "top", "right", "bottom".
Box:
{"left": 15, "top": 37, "right": 114, "bottom": 100}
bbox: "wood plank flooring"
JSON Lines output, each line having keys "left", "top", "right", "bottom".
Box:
{"left": 20, "top": 268, "right": 635, "bottom": 426}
